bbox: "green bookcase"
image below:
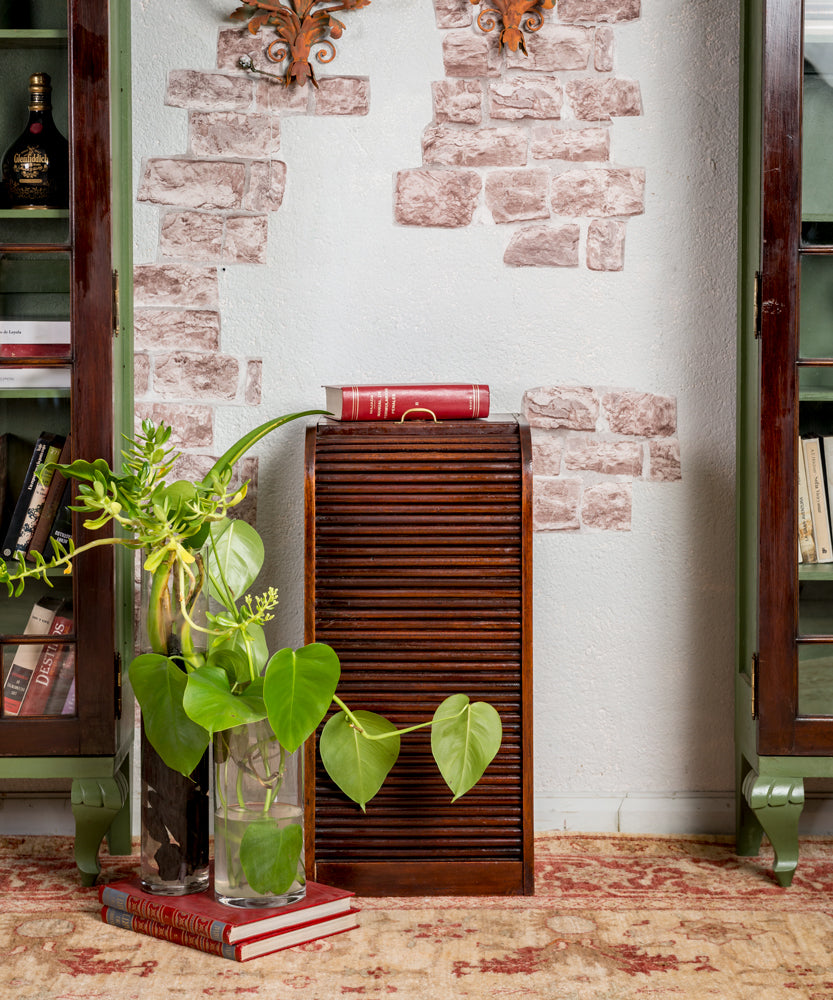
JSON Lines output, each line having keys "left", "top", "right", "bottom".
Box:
{"left": 737, "top": 0, "right": 833, "bottom": 886}
{"left": 0, "top": 0, "right": 133, "bottom": 885}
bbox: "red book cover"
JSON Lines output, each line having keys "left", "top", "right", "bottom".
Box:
{"left": 324, "top": 384, "right": 490, "bottom": 421}
{"left": 101, "top": 906, "right": 359, "bottom": 961}
{"left": 18, "top": 606, "right": 73, "bottom": 716}
{"left": 98, "top": 876, "right": 356, "bottom": 943}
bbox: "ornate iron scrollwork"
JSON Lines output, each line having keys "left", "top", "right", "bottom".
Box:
{"left": 470, "top": 0, "right": 556, "bottom": 54}
{"left": 230, "top": 1, "right": 371, "bottom": 88}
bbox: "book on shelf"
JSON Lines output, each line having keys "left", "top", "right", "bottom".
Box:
{"left": 1, "top": 596, "right": 64, "bottom": 716}
{"left": 798, "top": 441, "right": 818, "bottom": 564}
{"left": 0, "top": 368, "right": 71, "bottom": 391}
{"left": 101, "top": 905, "right": 359, "bottom": 962}
{"left": 323, "top": 384, "right": 490, "bottom": 421}
{"left": 98, "top": 876, "right": 356, "bottom": 943}
{"left": 17, "top": 602, "right": 73, "bottom": 716}
{"left": 1, "top": 431, "right": 64, "bottom": 558}
{"left": 802, "top": 437, "right": 833, "bottom": 563}
{"left": 56, "top": 676, "right": 75, "bottom": 715}
{"left": 0, "top": 319, "right": 70, "bottom": 358}
{"left": 25, "top": 434, "right": 71, "bottom": 560}
{"left": 14, "top": 434, "right": 65, "bottom": 556}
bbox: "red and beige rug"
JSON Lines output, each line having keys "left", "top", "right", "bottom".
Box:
{"left": 3, "top": 832, "right": 833, "bottom": 999}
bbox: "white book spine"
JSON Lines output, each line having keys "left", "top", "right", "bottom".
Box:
{"left": 803, "top": 437, "right": 833, "bottom": 562}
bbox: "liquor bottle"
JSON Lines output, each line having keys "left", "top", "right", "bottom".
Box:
{"left": 1, "top": 72, "right": 68, "bottom": 210}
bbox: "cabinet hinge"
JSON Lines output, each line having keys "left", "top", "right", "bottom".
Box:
{"left": 753, "top": 271, "right": 762, "bottom": 339}
{"left": 112, "top": 269, "right": 120, "bottom": 337}
{"left": 750, "top": 652, "right": 759, "bottom": 719}
{"left": 114, "top": 651, "right": 123, "bottom": 719}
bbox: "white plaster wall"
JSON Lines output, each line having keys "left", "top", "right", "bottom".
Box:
{"left": 127, "top": 0, "right": 740, "bottom": 825}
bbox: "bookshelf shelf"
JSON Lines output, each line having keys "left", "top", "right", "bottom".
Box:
{"left": 0, "top": 1, "right": 133, "bottom": 886}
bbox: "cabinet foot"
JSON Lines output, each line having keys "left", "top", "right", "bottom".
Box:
{"left": 741, "top": 770, "right": 804, "bottom": 886}
{"left": 71, "top": 770, "right": 130, "bottom": 887}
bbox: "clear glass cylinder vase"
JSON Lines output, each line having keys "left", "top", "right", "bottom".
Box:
{"left": 213, "top": 719, "right": 305, "bottom": 908}
{"left": 138, "top": 558, "right": 210, "bottom": 895}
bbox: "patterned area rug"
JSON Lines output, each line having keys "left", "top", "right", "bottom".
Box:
{"left": 3, "top": 832, "right": 833, "bottom": 999}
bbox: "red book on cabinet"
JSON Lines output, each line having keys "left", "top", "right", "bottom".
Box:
{"left": 323, "top": 384, "right": 490, "bottom": 421}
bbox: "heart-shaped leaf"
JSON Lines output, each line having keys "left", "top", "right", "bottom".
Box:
{"left": 239, "top": 819, "right": 304, "bottom": 896}
{"left": 128, "top": 653, "right": 210, "bottom": 777}
{"left": 319, "top": 710, "right": 400, "bottom": 811}
{"left": 209, "top": 622, "right": 268, "bottom": 683}
{"left": 182, "top": 664, "right": 266, "bottom": 735}
{"left": 263, "top": 643, "right": 340, "bottom": 753}
{"left": 203, "top": 519, "right": 264, "bottom": 610}
{"left": 430, "top": 694, "right": 502, "bottom": 801}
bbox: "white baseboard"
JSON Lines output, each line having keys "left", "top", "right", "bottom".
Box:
{"left": 6, "top": 791, "right": 833, "bottom": 838}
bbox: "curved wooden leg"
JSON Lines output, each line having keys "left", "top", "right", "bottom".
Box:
{"left": 736, "top": 751, "right": 765, "bottom": 857}
{"left": 106, "top": 755, "right": 132, "bottom": 857}
{"left": 742, "top": 769, "right": 804, "bottom": 886}
{"left": 71, "top": 769, "right": 130, "bottom": 886}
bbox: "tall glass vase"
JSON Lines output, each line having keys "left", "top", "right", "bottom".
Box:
{"left": 213, "top": 719, "right": 305, "bottom": 908}
{"left": 138, "top": 557, "right": 210, "bottom": 895}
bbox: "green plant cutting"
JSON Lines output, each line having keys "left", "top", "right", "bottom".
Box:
{"left": 0, "top": 413, "right": 503, "bottom": 896}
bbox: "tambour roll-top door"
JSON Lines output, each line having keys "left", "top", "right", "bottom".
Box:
{"left": 304, "top": 415, "right": 533, "bottom": 895}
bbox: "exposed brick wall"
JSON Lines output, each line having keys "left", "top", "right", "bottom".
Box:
{"left": 133, "top": 29, "right": 370, "bottom": 506}
{"left": 394, "top": 0, "right": 644, "bottom": 269}
{"left": 524, "top": 386, "right": 681, "bottom": 532}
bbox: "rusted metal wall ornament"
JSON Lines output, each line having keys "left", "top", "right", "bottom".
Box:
{"left": 230, "top": 1, "right": 371, "bottom": 88}
{"left": 470, "top": 0, "right": 556, "bottom": 54}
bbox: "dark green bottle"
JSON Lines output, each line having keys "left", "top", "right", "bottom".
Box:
{"left": 2, "top": 72, "right": 69, "bottom": 209}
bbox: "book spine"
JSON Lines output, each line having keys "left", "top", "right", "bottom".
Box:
{"left": 14, "top": 437, "right": 64, "bottom": 554}
{"left": 1, "top": 599, "right": 59, "bottom": 716}
{"left": 334, "top": 384, "right": 490, "bottom": 421}
{"left": 60, "top": 677, "right": 76, "bottom": 715}
{"left": 42, "top": 646, "right": 76, "bottom": 715}
{"left": 18, "top": 610, "right": 73, "bottom": 716}
{"left": 26, "top": 434, "right": 70, "bottom": 560}
{"left": 803, "top": 437, "right": 833, "bottom": 563}
{"left": 99, "top": 886, "right": 226, "bottom": 942}
{"left": 101, "top": 907, "right": 235, "bottom": 960}
{"left": 2, "top": 433, "right": 54, "bottom": 558}
{"left": 798, "top": 442, "right": 817, "bottom": 563}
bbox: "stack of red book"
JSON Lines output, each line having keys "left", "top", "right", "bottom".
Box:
{"left": 99, "top": 877, "right": 358, "bottom": 962}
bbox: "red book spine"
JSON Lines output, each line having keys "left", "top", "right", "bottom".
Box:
{"left": 17, "top": 612, "right": 73, "bottom": 716}
{"left": 329, "top": 384, "right": 490, "bottom": 421}
{"left": 102, "top": 907, "right": 235, "bottom": 959}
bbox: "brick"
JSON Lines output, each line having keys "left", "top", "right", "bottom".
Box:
{"left": 504, "top": 224, "right": 580, "bottom": 267}
{"left": 246, "top": 361, "right": 263, "bottom": 406}
{"left": 432, "top": 79, "right": 483, "bottom": 125}
{"left": 138, "top": 159, "right": 246, "bottom": 210}
{"left": 648, "top": 439, "right": 682, "bottom": 481}
{"left": 314, "top": 77, "right": 370, "bottom": 116}
{"left": 134, "top": 353, "right": 150, "bottom": 397}
{"left": 442, "top": 30, "right": 502, "bottom": 77}
{"left": 505, "top": 25, "right": 593, "bottom": 71}
{"left": 217, "top": 27, "right": 268, "bottom": 72}
{"left": 394, "top": 169, "right": 481, "bottom": 227}
{"left": 166, "top": 70, "right": 253, "bottom": 111}
{"left": 433, "top": 0, "right": 472, "bottom": 28}
{"left": 602, "top": 391, "right": 677, "bottom": 437}
{"left": 532, "top": 477, "right": 581, "bottom": 531}
{"left": 530, "top": 430, "right": 563, "bottom": 475}
{"left": 258, "top": 78, "right": 311, "bottom": 115}
{"left": 154, "top": 353, "right": 240, "bottom": 400}
{"left": 485, "top": 168, "right": 550, "bottom": 223}
{"left": 134, "top": 309, "right": 221, "bottom": 352}
{"left": 531, "top": 125, "right": 610, "bottom": 161}
{"left": 557, "top": 0, "right": 640, "bottom": 23}
{"left": 488, "top": 76, "right": 563, "bottom": 121}
{"left": 243, "top": 160, "right": 287, "bottom": 212}
{"left": 595, "top": 26, "right": 615, "bottom": 71}
{"left": 582, "top": 481, "right": 631, "bottom": 530}
{"left": 133, "top": 264, "right": 219, "bottom": 309}
{"left": 564, "top": 436, "right": 643, "bottom": 476}
{"left": 566, "top": 77, "right": 642, "bottom": 120}
{"left": 190, "top": 111, "right": 280, "bottom": 158}
{"left": 587, "top": 219, "right": 626, "bottom": 270}
{"left": 136, "top": 403, "right": 214, "bottom": 450}
{"left": 523, "top": 386, "right": 599, "bottom": 430}
{"left": 551, "top": 167, "right": 645, "bottom": 217}
{"left": 222, "top": 215, "right": 269, "bottom": 264}
{"left": 159, "top": 211, "right": 224, "bottom": 261}
{"left": 423, "top": 125, "right": 528, "bottom": 167}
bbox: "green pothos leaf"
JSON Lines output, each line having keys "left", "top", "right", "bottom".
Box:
{"left": 430, "top": 694, "right": 502, "bottom": 801}
{"left": 319, "top": 710, "right": 400, "bottom": 811}
{"left": 239, "top": 819, "right": 303, "bottom": 896}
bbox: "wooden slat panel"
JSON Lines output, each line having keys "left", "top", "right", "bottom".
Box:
{"left": 304, "top": 415, "right": 533, "bottom": 895}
